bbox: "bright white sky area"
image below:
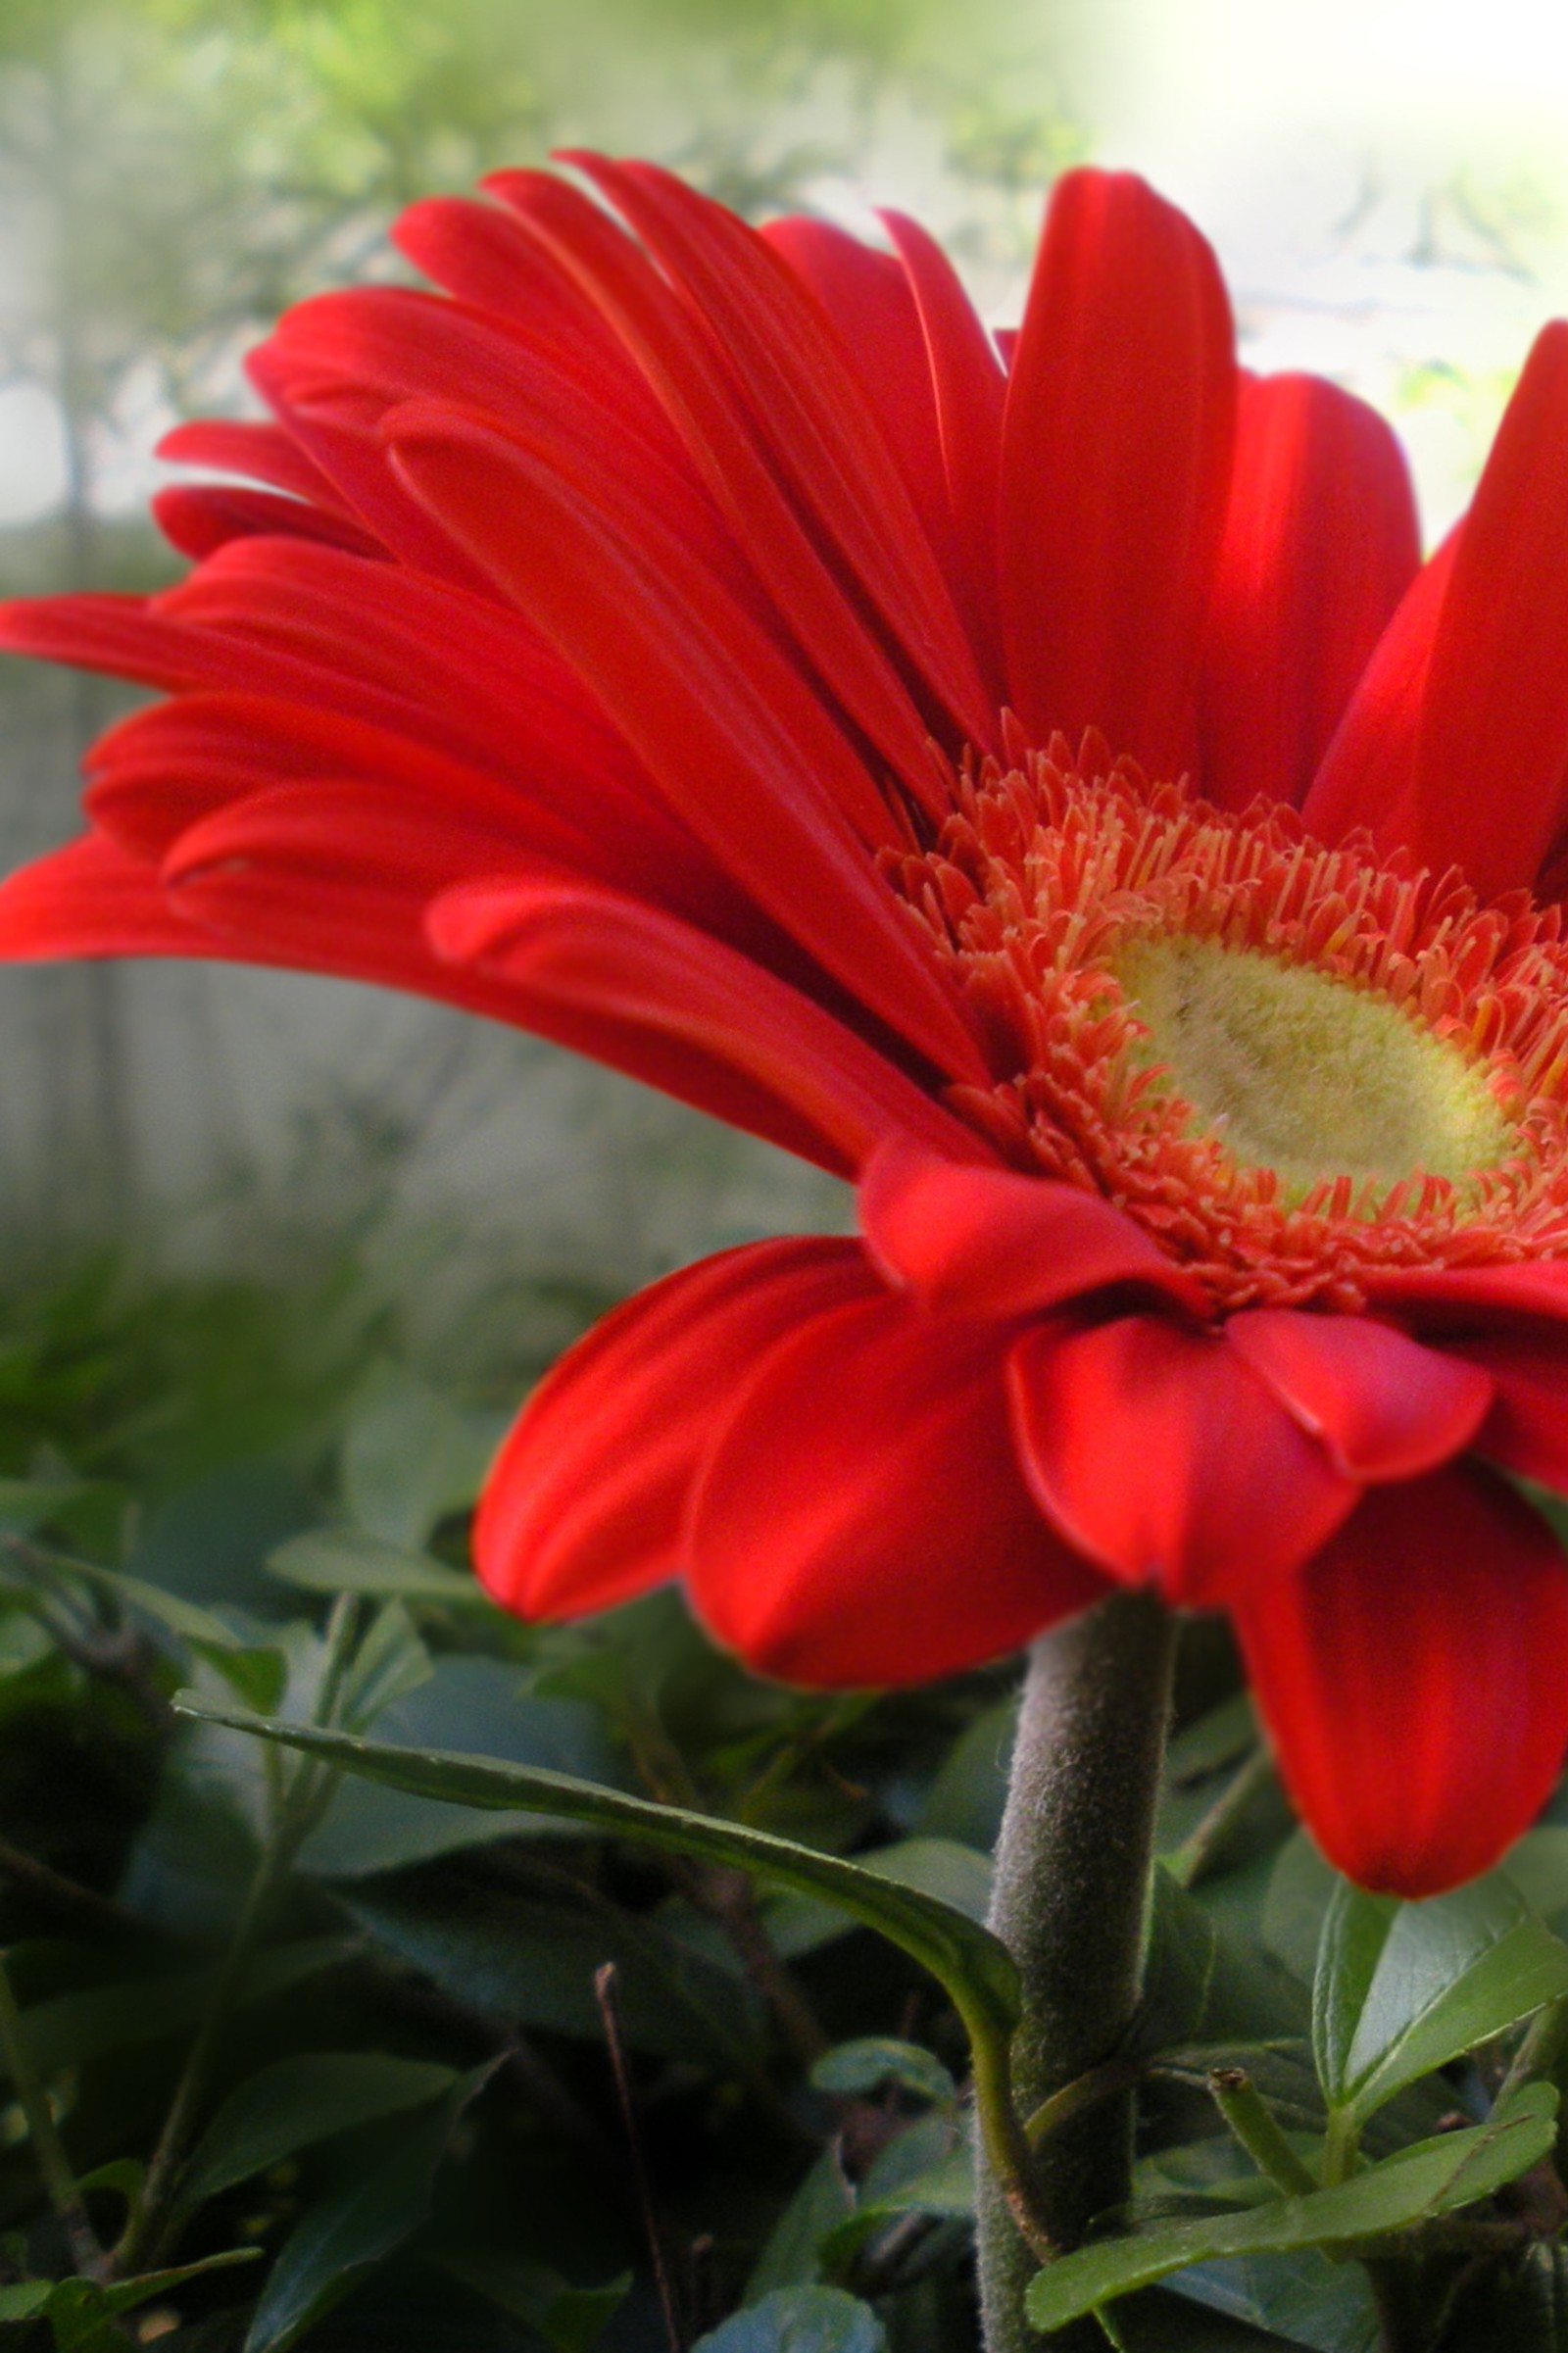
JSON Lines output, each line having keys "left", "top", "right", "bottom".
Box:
{"left": 4, "top": 0, "right": 1568, "bottom": 539}
{"left": 1076, "top": 0, "right": 1568, "bottom": 536}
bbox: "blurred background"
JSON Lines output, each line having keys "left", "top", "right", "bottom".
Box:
{"left": 4, "top": 0, "right": 1568, "bottom": 1378}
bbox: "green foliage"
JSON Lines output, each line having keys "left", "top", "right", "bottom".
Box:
{"left": 0, "top": 1258, "right": 1566, "bottom": 2351}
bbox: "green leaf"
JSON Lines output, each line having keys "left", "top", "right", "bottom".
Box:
{"left": 45, "top": 1553, "right": 240, "bottom": 1651}
{"left": 1025, "top": 2083, "right": 1558, "bottom": 2331}
{"left": 267, "top": 1530, "right": 492, "bottom": 1610}
{"left": 298, "top": 1660, "right": 625, "bottom": 1875}
{"left": 174, "top": 1701, "right": 1021, "bottom": 2046}
{"left": 747, "top": 2152, "right": 856, "bottom": 2298}
{"left": 0, "top": 1478, "right": 88, "bottom": 1537}
{"left": 0, "top": 2280, "right": 51, "bottom": 2321}
{"left": 809, "top": 2037, "right": 956, "bottom": 2106}
{"left": 1162, "top": 2256, "right": 1380, "bottom": 2353}
{"left": 1313, "top": 1878, "right": 1568, "bottom": 2125}
{"left": 762, "top": 1838, "right": 993, "bottom": 1959}
{"left": 694, "top": 2286, "right": 887, "bottom": 2353}
{"left": 179, "top": 2051, "right": 458, "bottom": 2211}
{"left": 434, "top": 2253, "right": 628, "bottom": 2353}
{"left": 14, "top": 1938, "right": 351, "bottom": 2081}
{"left": 1135, "top": 1872, "right": 1306, "bottom": 2058}
{"left": 39, "top": 2252, "right": 259, "bottom": 2352}
{"left": 915, "top": 1693, "right": 1015, "bottom": 1853}
{"left": 1262, "top": 1837, "right": 1338, "bottom": 1985}
{"left": 126, "top": 1464, "right": 318, "bottom": 1615}
{"left": 244, "top": 2062, "right": 497, "bottom": 2353}
{"left": 334, "top": 1599, "right": 433, "bottom": 1730}
{"left": 1439, "top": 2241, "right": 1568, "bottom": 2350}
{"left": 340, "top": 1364, "right": 492, "bottom": 1549}
{"left": 94, "top": 2248, "right": 260, "bottom": 2315}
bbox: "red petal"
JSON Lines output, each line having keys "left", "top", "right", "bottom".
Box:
{"left": 488, "top": 168, "right": 970, "bottom": 801}
{"left": 429, "top": 877, "right": 984, "bottom": 1178}
{"left": 0, "top": 835, "right": 218, "bottom": 961}
{"left": 1432, "top": 1328, "right": 1568, "bottom": 1493}
{"left": 1006, "top": 1313, "right": 1358, "bottom": 1602}
{"left": 475, "top": 1239, "right": 874, "bottom": 1619}
{"left": 1362, "top": 1258, "right": 1568, "bottom": 1329}
{"left": 1298, "top": 535, "right": 1458, "bottom": 847}
{"left": 1000, "top": 169, "right": 1237, "bottom": 779}
{"left": 688, "top": 1292, "right": 1107, "bottom": 1685}
{"left": 1399, "top": 324, "right": 1568, "bottom": 894}
{"left": 1305, "top": 324, "right": 1568, "bottom": 891}
{"left": 761, "top": 217, "right": 957, "bottom": 597}
{"left": 386, "top": 401, "right": 987, "bottom": 1084}
{"left": 858, "top": 1138, "right": 1205, "bottom": 1318}
{"left": 393, "top": 195, "right": 696, "bottom": 462}
{"left": 559, "top": 155, "right": 997, "bottom": 749}
{"left": 157, "top": 417, "right": 360, "bottom": 516}
{"left": 153, "top": 791, "right": 886, "bottom": 1171}
{"left": 880, "top": 209, "right": 1007, "bottom": 683}
{"left": 1200, "top": 373, "right": 1419, "bottom": 812}
{"left": 1232, "top": 1466, "right": 1568, "bottom": 1894}
{"left": 1224, "top": 1307, "right": 1492, "bottom": 1480}
{"left": 153, "top": 483, "right": 384, "bottom": 563}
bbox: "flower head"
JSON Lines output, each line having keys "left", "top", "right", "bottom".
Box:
{"left": 7, "top": 159, "right": 1568, "bottom": 1893}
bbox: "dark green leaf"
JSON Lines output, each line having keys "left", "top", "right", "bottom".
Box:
{"left": 126, "top": 1464, "right": 318, "bottom": 1615}
{"left": 173, "top": 1702, "right": 1021, "bottom": 2047}
{"left": 434, "top": 2253, "right": 628, "bottom": 2353}
{"left": 1440, "top": 2241, "right": 1568, "bottom": 2350}
{"left": 244, "top": 2062, "right": 497, "bottom": 2353}
{"left": 1313, "top": 1879, "right": 1568, "bottom": 2124}
{"left": 179, "top": 2052, "right": 458, "bottom": 2211}
{"left": 1025, "top": 2084, "right": 1557, "bottom": 2330}
{"left": 693, "top": 2286, "right": 886, "bottom": 2353}
{"left": 338, "top": 1875, "right": 760, "bottom": 2066}
{"left": 14, "top": 1937, "right": 350, "bottom": 2080}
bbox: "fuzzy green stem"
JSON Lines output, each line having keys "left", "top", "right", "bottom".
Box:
{"left": 976, "top": 1593, "right": 1177, "bottom": 2353}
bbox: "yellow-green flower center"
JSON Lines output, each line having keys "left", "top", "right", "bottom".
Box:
{"left": 895, "top": 738, "right": 1568, "bottom": 1309}
{"left": 1116, "top": 934, "right": 1517, "bottom": 1206}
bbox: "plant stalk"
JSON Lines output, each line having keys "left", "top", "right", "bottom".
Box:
{"left": 0, "top": 1949, "right": 106, "bottom": 2279}
{"left": 975, "top": 1593, "right": 1176, "bottom": 2353}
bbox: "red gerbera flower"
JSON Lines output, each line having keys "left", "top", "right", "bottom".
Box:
{"left": 6, "top": 159, "right": 1568, "bottom": 1895}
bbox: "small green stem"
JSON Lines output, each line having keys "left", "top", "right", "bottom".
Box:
{"left": 975, "top": 1593, "right": 1176, "bottom": 2353}
{"left": 1165, "top": 1747, "right": 1274, "bottom": 1889}
{"left": 1320, "top": 2108, "right": 1361, "bottom": 2189}
{"left": 0, "top": 1949, "right": 105, "bottom": 2278}
{"left": 114, "top": 1598, "right": 363, "bottom": 2278}
{"left": 1206, "top": 2069, "right": 1317, "bottom": 2197}
{"left": 1500, "top": 1992, "right": 1568, "bottom": 2109}
{"left": 1025, "top": 2057, "right": 1144, "bottom": 2150}
{"left": 112, "top": 1846, "right": 283, "bottom": 2277}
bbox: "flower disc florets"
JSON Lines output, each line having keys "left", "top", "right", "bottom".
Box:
{"left": 893, "top": 733, "right": 1568, "bottom": 1311}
